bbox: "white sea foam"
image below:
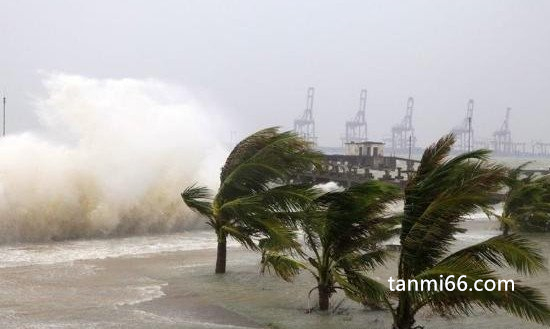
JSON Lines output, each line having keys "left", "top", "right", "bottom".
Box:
{"left": 116, "top": 283, "right": 168, "bottom": 306}
{"left": 0, "top": 73, "right": 229, "bottom": 243}
{"left": 0, "top": 230, "right": 241, "bottom": 268}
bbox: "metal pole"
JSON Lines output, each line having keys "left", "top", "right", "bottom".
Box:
{"left": 408, "top": 135, "right": 412, "bottom": 160}
{"left": 2, "top": 96, "right": 5, "bottom": 137}
{"left": 467, "top": 116, "right": 471, "bottom": 152}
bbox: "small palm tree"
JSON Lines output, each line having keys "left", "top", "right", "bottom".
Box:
{"left": 497, "top": 163, "right": 550, "bottom": 234}
{"left": 261, "top": 181, "right": 401, "bottom": 311}
{"left": 181, "top": 127, "right": 321, "bottom": 273}
{"left": 391, "top": 134, "right": 550, "bottom": 329}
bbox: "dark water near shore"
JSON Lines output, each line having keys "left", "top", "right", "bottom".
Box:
{"left": 0, "top": 218, "right": 548, "bottom": 328}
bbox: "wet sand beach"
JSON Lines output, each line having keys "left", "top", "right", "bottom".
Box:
{"left": 0, "top": 219, "right": 548, "bottom": 328}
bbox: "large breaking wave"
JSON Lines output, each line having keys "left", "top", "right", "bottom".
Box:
{"left": 0, "top": 73, "right": 228, "bottom": 243}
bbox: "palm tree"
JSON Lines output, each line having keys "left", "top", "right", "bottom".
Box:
{"left": 261, "top": 181, "right": 401, "bottom": 311}
{"left": 497, "top": 163, "right": 550, "bottom": 234}
{"left": 181, "top": 127, "right": 322, "bottom": 274}
{"left": 390, "top": 134, "right": 550, "bottom": 329}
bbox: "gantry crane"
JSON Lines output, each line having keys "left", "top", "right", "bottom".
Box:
{"left": 452, "top": 99, "right": 474, "bottom": 152}
{"left": 492, "top": 108, "right": 512, "bottom": 154}
{"left": 343, "top": 89, "right": 367, "bottom": 144}
{"left": 391, "top": 97, "right": 416, "bottom": 155}
{"left": 293, "top": 87, "right": 317, "bottom": 145}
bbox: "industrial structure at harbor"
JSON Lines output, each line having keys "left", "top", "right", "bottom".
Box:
{"left": 292, "top": 87, "right": 550, "bottom": 189}
{"left": 293, "top": 87, "right": 550, "bottom": 157}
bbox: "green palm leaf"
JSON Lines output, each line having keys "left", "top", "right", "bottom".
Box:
{"left": 263, "top": 180, "right": 401, "bottom": 311}
{"left": 413, "top": 259, "right": 550, "bottom": 325}
{"left": 442, "top": 234, "right": 546, "bottom": 275}
{"left": 391, "top": 134, "right": 550, "bottom": 328}
{"left": 217, "top": 127, "right": 322, "bottom": 203}
{"left": 499, "top": 164, "right": 550, "bottom": 233}
{"left": 401, "top": 134, "right": 506, "bottom": 274}
{"left": 260, "top": 252, "right": 305, "bottom": 282}
{"left": 181, "top": 185, "right": 214, "bottom": 220}
{"left": 181, "top": 127, "right": 321, "bottom": 274}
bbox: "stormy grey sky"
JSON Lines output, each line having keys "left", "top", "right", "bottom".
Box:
{"left": 1, "top": 0, "right": 549, "bottom": 147}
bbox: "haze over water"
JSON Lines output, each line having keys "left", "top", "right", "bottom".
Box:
{"left": 0, "top": 75, "right": 547, "bottom": 328}
{"left": 0, "top": 1, "right": 549, "bottom": 328}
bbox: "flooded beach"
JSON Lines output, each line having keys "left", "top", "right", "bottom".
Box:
{"left": 0, "top": 218, "right": 547, "bottom": 329}
{"left": 2, "top": 1, "right": 550, "bottom": 328}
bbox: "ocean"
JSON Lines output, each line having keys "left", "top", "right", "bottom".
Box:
{"left": 0, "top": 215, "right": 548, "bottom": 329}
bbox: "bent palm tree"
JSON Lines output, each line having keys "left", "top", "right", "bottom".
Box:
{"left": 181, "top": 127, "right": 321, "bottom": 273}
{"left": 497, "top": 163, "right": 550, "bottom": 234}
{"left": 391, "top": 134, "right": 550, "bottom": 329}
{"left": 261, "top": 181, "right": 401, "bottom": 311}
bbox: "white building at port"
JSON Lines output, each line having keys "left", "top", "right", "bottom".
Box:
{"left": 344, "top": 141, "right": 385, "bottom": 157}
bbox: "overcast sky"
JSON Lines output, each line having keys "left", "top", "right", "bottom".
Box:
{"left": 1, "top": 0, "right": 549, "bottom": 146}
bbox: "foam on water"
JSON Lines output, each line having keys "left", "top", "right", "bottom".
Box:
{"left": 0, "top": 73, "right": 229, "bottom": 243}
{"left": 0, "top": 230, "right": 239, "bottom": 268}
{"left": 116, "top": 284, "right": 168, "bottom": 306}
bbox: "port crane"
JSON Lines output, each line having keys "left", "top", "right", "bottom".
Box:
{"left": 293, "top": 87, "right": 317, "bottom": 145}
{"left": 343, "top": 89, "right": 368, "bottom": 144}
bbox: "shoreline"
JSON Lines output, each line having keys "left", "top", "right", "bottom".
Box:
{"left": 127, "top": 248, "right": 265, "bottom": 329}
{"left": 0, "top": 223, "right": 547, "bottom": 328}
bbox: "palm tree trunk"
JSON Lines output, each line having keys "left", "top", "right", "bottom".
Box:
{"left": 502, "top": 223, "right": 510, "bottom": 236}
{"left": 394, "top": 293, "right": 415, "bottom": 329}
{"left": 318, "top": 284, "right": 330, "bottom": 311}
{"left": 215, "top": 232, "right": 227, "bottom": 274}
{"left": 393, "top": 313, "right": 415, "bottom": 329}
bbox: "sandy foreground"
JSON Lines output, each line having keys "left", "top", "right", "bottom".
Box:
{"left": 120, "top": 248, "right": 267, "bottom": 329}
{"left": 0, "top": 244, "right": 396, "bottom": 329}
{"left": 0, "top": 229, "right": 548, "bottom": 329}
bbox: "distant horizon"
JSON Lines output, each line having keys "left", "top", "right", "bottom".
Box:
{"left": 1, "top": 0, "right": 550, "bottom": 147}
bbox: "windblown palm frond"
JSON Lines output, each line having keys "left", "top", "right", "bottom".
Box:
{"left": 261, "top": 181, "right": 402, "bottom": 311}
{"left": 181, "top": 127, "right": 322, "bottom": 273}
{"left": 260, "top": 252, "right": 305, "bottom": 282}
{"left": 441, "top": 233, "right": 546, "bottom": 275}
{"left": 498, "top": 163, "right": 550, "bottom": 233}
{"left": 333, "top": 269, "right": 389, "bottom": 306}
{"left": 400, "top": 134, "right": 506, "bottom": 275}
{"left": 411, "top": 256, "right": 550, "bottom": 324}
{"left": 217, "top": 127, "right": 322, "bottom": 203}
{"left": 390, "top": 134, "right": 550, "bottom": 329}
{"left": 181, "top": 185, "right": 214, "bottom": 221}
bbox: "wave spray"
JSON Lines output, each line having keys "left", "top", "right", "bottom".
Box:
{"left": 0, "top": 73, "right": 228, "bottom": 243}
